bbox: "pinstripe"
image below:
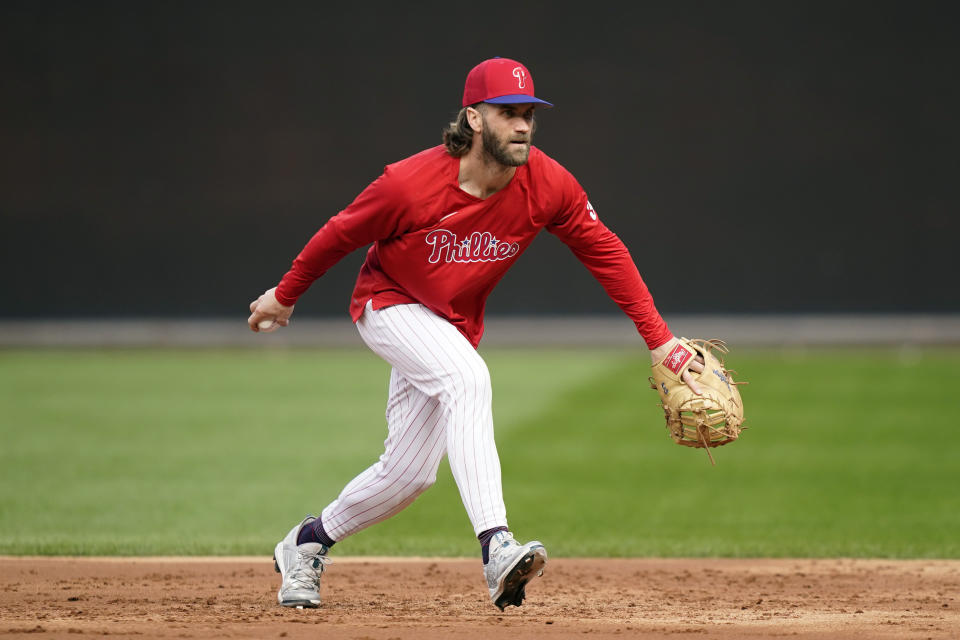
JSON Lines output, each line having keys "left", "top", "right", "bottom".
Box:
{"left": 401, "top": 308, "right": 481, "bottom": 516}
{"left": 324, "top": 395, "right": 443, "bottom": 537}
{"left": 319, "top": 301, "right": 507, "bottom": 542}
{"left": 399, "top": 304, "right": 501, "bottom": 531}
{"left": 329, "top": 390, "right": 439, "bottom": 524}
{"left": 332, "top": 393, "right": 438, "bottom": 504}
{"left": 331, "top": 396, "right": 437, "bottom": 510}
{"left": 339, "top": 416, "right": 446, "bottom": 531}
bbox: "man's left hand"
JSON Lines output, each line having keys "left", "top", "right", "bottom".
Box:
{"left": 649, "top": 336, "right": 705, "bottom": 395}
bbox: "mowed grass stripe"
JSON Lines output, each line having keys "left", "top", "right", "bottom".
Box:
{"left": 501, "top": 348, "right": 960, "bottom": 557}
{"left": 1, "top": 348, "right": 957, "bottom": 557}
{"left": 0, "top": 348, "right": 625, "bottom": 556}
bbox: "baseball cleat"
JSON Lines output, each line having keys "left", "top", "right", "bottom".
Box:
{"left": 273, "top": 515, "right": 330, "bottom": 608}
{"left": 484, "top": 531, "right": 547, "bottom": 611}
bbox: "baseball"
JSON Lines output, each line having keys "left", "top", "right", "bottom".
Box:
{"left": 258, "top": 319, "right": 274, "bottom": 330}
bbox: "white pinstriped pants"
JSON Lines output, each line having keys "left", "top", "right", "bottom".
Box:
{"left": 320, "top": 302, "right": 508, "bottom": 541}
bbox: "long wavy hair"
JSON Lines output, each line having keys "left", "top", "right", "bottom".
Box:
{"left": 442, "top": 106, "right": 477, "bottom": 157}
{"left": 442, "top": 104, "right": 539, "bottom": 157}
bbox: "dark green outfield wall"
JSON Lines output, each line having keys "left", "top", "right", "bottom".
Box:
{"left": 2, "top": 1, "right": 957, "bottom": 318}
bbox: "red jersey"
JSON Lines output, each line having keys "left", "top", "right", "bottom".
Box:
{"left": 275, "top": 145, "right": 673, "bottom": 349}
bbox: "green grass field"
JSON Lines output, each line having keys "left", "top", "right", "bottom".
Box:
{"left": 1, "top": 346, "right": 957, "bottom": 558}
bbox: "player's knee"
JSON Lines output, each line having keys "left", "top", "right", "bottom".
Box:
{"left": 393, "top": 468, "right": 437, "bottom": 500}
{"left": 443, "top": 361, "right": 492, "bottom": 403}
{"left": 412, "top": 474, "right": 437, "bottom": 495}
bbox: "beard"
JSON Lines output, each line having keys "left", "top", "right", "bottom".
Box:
{"left": 481, "top": 124, "right": 531, "bottom": 167}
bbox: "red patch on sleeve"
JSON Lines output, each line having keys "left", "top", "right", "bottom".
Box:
{"left": 663, "top": 344, "right": 694, "bottom": 375}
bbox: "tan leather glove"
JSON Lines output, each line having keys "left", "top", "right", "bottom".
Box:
{"left": 649, "top": 338, "right": 747, "bottom": 464}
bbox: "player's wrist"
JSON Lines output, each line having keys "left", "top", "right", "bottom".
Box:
{"left": 273, "top": 287, "right": 297, "bottom": 308}
{"left": 648, "top": 335, "right": 677, "bottom": 364}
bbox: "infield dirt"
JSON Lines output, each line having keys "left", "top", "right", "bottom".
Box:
{"left": 1, "top": 557, "right": 956, "bottom": 639}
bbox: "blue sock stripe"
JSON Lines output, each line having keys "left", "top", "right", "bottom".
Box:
{"left": 296, "top": 517, "right": 337, "bottom": 548}
{"left": 313, "top": 519, "right": 336, "bottom": 548}
{"left": 478, "top": 526, "right": 509, "bottom": 564}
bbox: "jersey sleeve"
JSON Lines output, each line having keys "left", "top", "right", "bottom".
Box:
{"left": 274, "top": 168, "right": 409, "bottom": 305}
{"left": 546, "top": 177, "right": 673, "bottom": 350}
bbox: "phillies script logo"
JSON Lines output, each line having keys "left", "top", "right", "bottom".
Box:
{"left": 663, "top": 344, "right": 693, "bottom": 375}
{"left": 425, "top": 229, "right": 520, "bottom": 264}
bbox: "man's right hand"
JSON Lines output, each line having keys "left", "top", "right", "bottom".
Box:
{"left": 247, "top": 287, "right": 295, "bottom": 333}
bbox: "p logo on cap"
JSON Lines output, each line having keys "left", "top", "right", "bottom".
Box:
{"left": 462, "top": 57, "right": 553, "bottom": 108}
{"left": 512, "top": 66, "right": 526, "bottom": 89}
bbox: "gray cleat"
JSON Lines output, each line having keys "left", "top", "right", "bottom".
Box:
{"left": 273, "top": 515, "right": 330, "bottom": 608}
{"left": 484, "top": 531, "right": 547, "bottom": 610}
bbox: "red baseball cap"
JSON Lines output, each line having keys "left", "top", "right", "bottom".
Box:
{"left": 461, "top": 57, "right": 553, "bottom": 108}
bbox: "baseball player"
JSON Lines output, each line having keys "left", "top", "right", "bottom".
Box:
{"left": 248, "top": 56, "right": 704, "bottom": 611}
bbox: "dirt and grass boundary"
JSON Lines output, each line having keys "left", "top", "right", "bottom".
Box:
{"left": 2, "top": 556, "right": 957, "bottom": 639}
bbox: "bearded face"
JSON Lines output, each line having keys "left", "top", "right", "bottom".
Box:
{"left": 478, "top": 105, "right": 535, "bottom": 167}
